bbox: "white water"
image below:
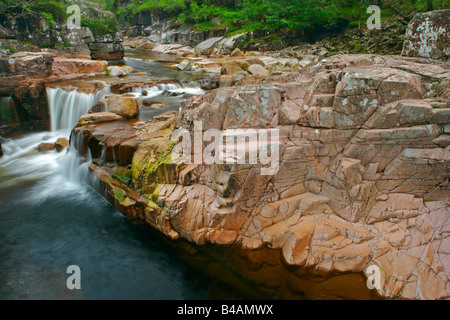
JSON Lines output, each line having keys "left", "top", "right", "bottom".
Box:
{"left": 0, "top": 87, "right": 110, "bottom": 189}
{"left": 130, "top": 83, "right": 205, "bottom": 98}
{"left": 0, "top": 81, "right": 203, "bottom": 190}
{"left": 47, "top": 86, "right": 111, "bottom": 133}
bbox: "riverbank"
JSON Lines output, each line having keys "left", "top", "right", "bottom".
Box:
{"left": 0, "top": 7, "right": 449, "bottom": 300}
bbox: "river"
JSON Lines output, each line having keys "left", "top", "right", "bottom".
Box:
{"left": 0, "top": 52, "right": 241, "bottom": 300}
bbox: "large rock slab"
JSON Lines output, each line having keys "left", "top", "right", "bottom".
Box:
{"left": 402, "top": 10, "right": 450, "bottom": 60}
{"left": 10, "top": 52, "right": 53, "bottom": 78}
{"left": 76, "top": 53, "right": 450, "bottom": 300}
{"left": 52, "top": 58, "right": 108, "bottom": 76}
{"left": 194, "top": 37, "right": 224, "bottom": 55}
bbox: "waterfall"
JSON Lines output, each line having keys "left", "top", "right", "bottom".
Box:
{"left": 130, "top": 83, "right": 205, "bottom": 98}
{"left": 47, "top": 86, "right": 111, "bottom": 133}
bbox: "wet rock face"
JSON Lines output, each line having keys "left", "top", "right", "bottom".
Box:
{"left": 402, "top": 10, "right": 450, "bottom": 60}
{"left": 88, "top": 42, "right": 125, "bottom": 64}
{"left": 9, "top": 52, "right": 53, "bottom": 78}
{"left": 88, "top": 32, "right": 125, "bottom": 64}
{"left": 52, "top": 58, "right": 107, "bottom": 76}
{"left": 78, "top": 54, "right": 450, "bottom": 300}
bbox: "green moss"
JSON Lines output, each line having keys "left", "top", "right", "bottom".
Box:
{"left": 113, "top": 167, "right": 132, "bottom": 187}
{"left": 112, "top": 186, "right": 126, "bottom": 202}
{"left": 2, "top": 46, "right": 15, "bottom": 54}
{"left": 145, "top": 142, "right": 177, "bottom": 176}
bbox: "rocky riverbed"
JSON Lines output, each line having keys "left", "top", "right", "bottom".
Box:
{"left": 0, "top": 8, "right": 449, "bottom": 300}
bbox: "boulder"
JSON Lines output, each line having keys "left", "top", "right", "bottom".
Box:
{"left": 248, "top": 64, "right": 269, "bottom": 76}
{"left": 107, "top": 65, "right": 135, "bottom": 77}
{"left": 100, "top": 96, "right": 139, "bottom": 119}
{"left": 79, "top": 112, "right": 125, "bottom": 125}
{"left": 0, "top": 142, "right": 3, "bottom": 158}
{"left": 176, "top": 59, "right": 192, "bottom": 71}
{"left": 222, "top": 63, "right": 246, "bottom": 75}
{"left": 38, "top": 142, "right": 55, "bottom": 153}
{"left": 245, "top": 57, "right": 265, "bottom": 67}
{"left": 194, "top": 37, "right": 224, "bottom": 55}
{"left": 402, "top": 10, "right": 450, "bottom": 60}
{"left": 230, "top": 48, "right": 244, "bottom": 57}
{"left": 55, "top": 138, "right": 69, "bottom": 153}
{"left": 216, "top": 33, "right": 248, "bottom": 55}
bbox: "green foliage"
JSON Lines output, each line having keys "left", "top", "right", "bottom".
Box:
{"left": 0, "top": 0, "right": 68, "bottom": 22}
{"left": 1, "top": 45, "right": 15, "bottom": 53}
{"left": 82, "top": 17, "right": 118, "bottom": 37}
{"left": 135, "top": 0, "right": 186, "bottom": 13}
{"left": 41, "top": 12, "right": 56, "bottom": 25}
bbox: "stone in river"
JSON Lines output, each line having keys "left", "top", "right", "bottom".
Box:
{"left": 55, "top": 138, "right": 69, "bottom": 153}
{"left": 38, "top": 142, "right": 55, "bottom": 153}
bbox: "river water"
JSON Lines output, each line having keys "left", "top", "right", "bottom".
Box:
{"left": 0, "top": 53, "right": 240, "bottom": 300}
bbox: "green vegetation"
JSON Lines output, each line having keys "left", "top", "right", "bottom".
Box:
{"left": 112, "top": 186, "right": 126, "bottom": 202}
{"left": 82, "top": 17, "right": 118, "bottom": 37}
{"left": 113, "top": 167, "right": 133, "bottom": 187}
{"left": 0, "top": 0, "right": 68, "bottom": 23}
{"left": 95, "top": 0, "right": 450, "bottom": 37}
{"left": 1, "top": 0, "right": 449, "bottom": 45}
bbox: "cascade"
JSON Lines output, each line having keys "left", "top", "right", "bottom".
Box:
{"left": 47, "top": 86, "right": 111, "bottom": 133}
